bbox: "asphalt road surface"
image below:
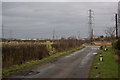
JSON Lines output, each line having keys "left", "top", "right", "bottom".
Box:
{"left": 11, "top": 46, "right": 100, "bottom": 78}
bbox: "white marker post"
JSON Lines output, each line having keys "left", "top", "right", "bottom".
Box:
{"left": 99, "top": 56, "right": 103, "bottom": 61}
{"left": 105, "top": 45, "right": 107, "bottom": 52}
{"left": 99, "top": 53, "right": 103, "bottom": 61}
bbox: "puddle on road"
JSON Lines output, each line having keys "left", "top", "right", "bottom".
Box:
{"left": 17, "top": 71, "right": 40, "bottom": 76}
{"left": 93, "top": 53, "right": 97, "bottom": 55}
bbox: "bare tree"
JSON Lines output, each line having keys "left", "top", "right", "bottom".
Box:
{"left": 105, "top": 27, "right": 115, "bottom": 40}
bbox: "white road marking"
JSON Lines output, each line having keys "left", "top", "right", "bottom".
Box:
{"left": 93, "top": 53, "right": 97, "bottom": 55}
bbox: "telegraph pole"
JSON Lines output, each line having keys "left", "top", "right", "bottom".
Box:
{"left": 115, "top": 13, "right": 118, "bottom": 39}
{"left": 78, "top": 31, "right": 81, "bottom": 40}
{"left": 88, "top": 9, "right": 94, "bottom": 41}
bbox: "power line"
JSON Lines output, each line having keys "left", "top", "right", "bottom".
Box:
{"left": 2, "top": 24, "right": 3, "bottom": 38}
{"left": 78, "top": 34, "right": 80, "bottom": 40}
{"left": 52, "top": 28, "right": 55, "bottom": 41}
{"left": 88, "top": 9, "right": 94, "bottom": 41}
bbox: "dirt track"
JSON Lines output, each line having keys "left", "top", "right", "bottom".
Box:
{"left": 10, "top": 46, "right": 100, "bottom": 78}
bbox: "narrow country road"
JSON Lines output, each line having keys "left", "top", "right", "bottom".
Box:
{"left": 11, "top": 46, "right": 100, "bottom": 78}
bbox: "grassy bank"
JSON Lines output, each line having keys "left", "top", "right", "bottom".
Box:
{"left": 3, "top": 46, "right": 85, "bottom": 78}
{"left": 89, "top": 46, "right": 118, "bottom": 78}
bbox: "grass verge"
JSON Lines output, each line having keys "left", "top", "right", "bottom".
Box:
{"left": 3, "top": 46, "right": 85, "bottom": 78}
{"left": 89, "top": 46, "right": 118, "bottom": 78}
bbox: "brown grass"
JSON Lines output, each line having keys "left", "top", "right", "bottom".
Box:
{"left": 2, "top": 42, "right": 49, "bottom": 68}
{"left": 52, "top": 39, "right": 83, "bottom": 52}
{"left": 91, "top": 41, "right": 111, "bottom": 46}
{"left": 2, "top": 40, "right": 84, "bottom": 68}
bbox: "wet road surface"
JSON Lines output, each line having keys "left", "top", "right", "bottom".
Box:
{"left": 11, "top": 46, "right": 100, "bottom": 78}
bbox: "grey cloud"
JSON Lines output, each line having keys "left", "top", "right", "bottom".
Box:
{"left": 2, "top": 2, "right": 118, "bottom": 39}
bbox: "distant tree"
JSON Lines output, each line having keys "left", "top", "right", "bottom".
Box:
{"left": 100, "top": 35, "right": 104, "bottom": 38}
{"left": 61, "top": 37, "right": 65, "bottom": 40}
{"left": 105, "top": 27, "right": 115, "bottom": 40}
{"left": 67, "top": 36, "right": 77, "bottom": 40}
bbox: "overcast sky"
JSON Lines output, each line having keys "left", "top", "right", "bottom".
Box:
{"left": 2, "top": 2, "right": 118, "bottom": 39}
{"left": 2, "top": 0, "right": 120, "bottom": 2}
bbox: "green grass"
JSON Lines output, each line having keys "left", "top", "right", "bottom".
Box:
{"left": 89, "top": 46, "right": 118, "bottom": 78}
{"left": 3, "top": 46, "right": 85, "bottom": 78}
